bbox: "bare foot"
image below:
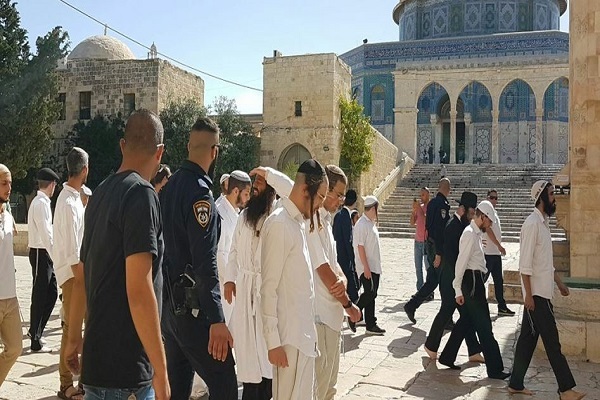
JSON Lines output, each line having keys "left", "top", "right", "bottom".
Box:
{"left": 559, "top": 390, "right": 586, "bottom": 400}
{"left": 469, "top": 353, "right": 485, "bottom": 363}
{"left": 508, "top": 387, "right": 534, "bottom": 396}
{"left": 424, "top": 346, "right": 437, "bottom": 360}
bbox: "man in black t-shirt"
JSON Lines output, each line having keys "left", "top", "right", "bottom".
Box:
{"left": 65, "top": 109, "right": 170, "bottom": 400}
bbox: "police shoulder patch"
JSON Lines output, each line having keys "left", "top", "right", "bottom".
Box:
{"left": 193, "top": 200, "right": 211, "bottom": 228}
{"left": 441, "top": 208, "right": 447, "bottom": 219}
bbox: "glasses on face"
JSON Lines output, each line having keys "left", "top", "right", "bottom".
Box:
{"left": 316, "top": 191, "right": 327, "bottom": 202}
{"left": 328, "top": 190, "right": 346, "bottom": 201}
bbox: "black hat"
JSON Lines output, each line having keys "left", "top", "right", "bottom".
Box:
{"left": 456, "top": 191, "right": 477, "bottom": 209}
{"left": 344, "top": 189, "right": 357, "bottom": 206}
{"left": 36, "top": 167, "right": 59, "bottom": 182}
{"left": 298, "top": 159, "right": 325, "bottom": 176}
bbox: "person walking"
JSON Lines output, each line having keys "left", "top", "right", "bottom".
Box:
{"left": 424, "top": 192, "right": 484, "bottom": 366}
{"left": 482, "top": 189, "right": 514, "bottom": 316}
{"left": 410, "top": 187, "right": 430, "bottom": 290}
{"left": 160, "top": 117, "right": 237, "bottom": 400}
{"left": 260, "top": 159, "right": 327, "bottom": 400}
{"left": 508, "top": 181, "right": 586, "bottom": 400}
{"left": 452, "top": 200, "right": 510, "bottom": 380}
{"left": 27, "top": 167, "right": 59, "bottom": 352}
{"left": 404, "top": 178, "right": 451, "bottom": 324}
{"left": 333, "top": 190, "right": 360, "bottom": 304}
{"left": 64, "top": 109, "right": 170, "bottom": 400}
{"left": 53, "top": 147, "right": 88, "bottom": 400}
{"left": 0, "top": 164, "right": 22, "bottom": 387}
{"left": 352, "top": 195, "right": 385, "bottom": 335}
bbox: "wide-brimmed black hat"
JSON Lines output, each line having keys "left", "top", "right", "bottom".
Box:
{"left": 455, "top": 191, "right": 477, "bottom": 209}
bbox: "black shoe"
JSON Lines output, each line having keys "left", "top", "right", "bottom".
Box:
{"left": 498, "top": 306, "right": 516, "bottom": 316}
{"left": 348, "top": 318, "right": 356, "bottom": 333}
{"left": 404, "top": 304, "right": 416, "bottom": 324}
{"left": 489, "top": 371, "right": 511, "bottom": 380}
{"left": 366, "top": 325, "right": 386, "bottom": 335}
{"left": 444, "top": 320, "right": 455, "bottom": 331}
{"left": 424, "top": 293, "right": 434, "bottom": 303}
{"left": 439, "top": 358, "right": 461, "bottom": 370}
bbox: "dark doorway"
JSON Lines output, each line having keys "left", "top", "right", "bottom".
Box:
{"left": 456, "top": 122, "right": 465, "bottom": 163}
{"left": 442, "top": 123, "right": 450, "bottom": 163}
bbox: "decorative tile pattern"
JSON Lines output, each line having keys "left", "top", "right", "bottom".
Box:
{"left": 405, "top": 12, "right": 417, "bottom": 40}
{"left": 433, "top": 6, "right": 449, "bottom": 37}
{"left": 417, "top": 82, "right": 449, "bottom": 124}
{"left": 499, "top": 1, "right": 517, "bottom": 32}
{"left": 535, "top": 3, "right": 549, "bottom": 31}
{"left": 544, "top": 77, "right": 569, "bottom": 122}
{"left": 459, "top": 81, "right": 493, "bottom": 123}
{"left": 422, "top": 11, "right": 432, "bottom": 38}
{"left": 475, "top": 126, "right": 492, "bottom": 162}
{"left": 528, "top": 125, "right": 537, "bottom": 163}
{"left": 500, "top": 122, "right": 519, "bottom": 163}
{"left": 465, "top": 3, "right": 482, "bottom": 32}
{"left": 500, "top": 79, "right": 536, "bottom": 122}
{"left": 417, "top": 128, "right": 434, "bottom": 162}
{"left": 484, "top": 3, "right": 497, "bottom": 31}
{"left": 450, "top": 3, "right": 464, "bottom": 34}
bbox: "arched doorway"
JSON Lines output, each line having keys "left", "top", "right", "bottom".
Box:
{"left": 440, "top": 96, "right": 464, "bottom": 163}
{"left": 416, "top": 82, "right": 449, "bottom": 163}
{"left": 543, "top": 77, "right": 569, "bottom": 164}
{"left": 499, "top": 79, "right": 537, "bottom": 163}
{"left": 278, "top": 143, "right": 312, "bottom": 172}
{"left": 459, "top": 81, "right": 493, "bottom": 163}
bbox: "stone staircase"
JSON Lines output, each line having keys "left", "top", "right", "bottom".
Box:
{"left": 378, "top": 163, "right": 566, "bottom": 243}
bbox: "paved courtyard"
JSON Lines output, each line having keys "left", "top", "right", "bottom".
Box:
{"left": 1, "top": 238, "right": 598, "bottom": 399}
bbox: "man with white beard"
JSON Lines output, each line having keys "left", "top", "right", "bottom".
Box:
{"left": 217, "top": 170, "right": 251, "bottom": 324}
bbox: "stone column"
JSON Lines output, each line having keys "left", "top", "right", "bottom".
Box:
{"left": 535, "top": 108, "right": 544, "bottom": 164}
{"left": 492, "top": 109, "right": 500, "bottom": 163}
{"left": 430, "top": 114, "right": 439, "bottom": 154}
{"left": 450, "top": 110, "right": 457, "bottom": 163}
{"left": 569, "top": 1, "right": 600, "bottom": 279}
{"left": 464, "top": 113, "right": 472, "bottom": 164}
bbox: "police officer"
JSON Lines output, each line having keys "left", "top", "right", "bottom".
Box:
{"left": 404, "top": 178, "right": 451, "bottom": 324}
{"left": 160, "top": 117, "right": 237, "bottom": 400}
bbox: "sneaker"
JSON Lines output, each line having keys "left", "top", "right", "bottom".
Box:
{"left": 498, "top": 306, "right": 516, "bottom": 316}
{"left": 424, "top": 293, "right": 434, "bottom": 303}
{"left": 404, "top": 304, "right": 416, "bottom": 324}
{"left": 366, "top": 325, "right": 386, "bottom": 335}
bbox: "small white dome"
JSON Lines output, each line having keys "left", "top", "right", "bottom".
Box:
{"left": 70, "top": 35, "right": 135, "bottom": 60}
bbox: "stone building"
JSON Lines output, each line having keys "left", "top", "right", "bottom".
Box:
{"left": 341, "top": 0, "right": 569, "bottom": 165}
{"left": 50, "top": 34, "right": 204, "bottom": 163}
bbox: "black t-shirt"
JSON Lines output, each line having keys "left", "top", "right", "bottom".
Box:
{"left": 80, "top": 171, "right": 163, "bottom": 389}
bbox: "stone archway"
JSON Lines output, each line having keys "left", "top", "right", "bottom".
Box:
{"left": 458, "top": 81, "right": 493, "bottom": 163}
{"left": 278, "top": 143, "right": 312, "bottom": 171}
{"left": 416, "top": 82, "right": 449, "bottom": 164}
{"left": 499, "top": 79, "right": 537, "bottom": 163}
{"left": 543, "top": 77, "right": 569, "bottom": 164}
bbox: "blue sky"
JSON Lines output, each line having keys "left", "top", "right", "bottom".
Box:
{"left": 17, "top": 1, "right": 569, "bottom": 114}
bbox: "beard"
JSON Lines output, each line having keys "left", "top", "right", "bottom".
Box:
{"left": 245, "top": 185, "right": 276, "bottom": 231}
{"left": 544, "top": 200, "right": 557, "bottom": 217}
{"left": 208, "top": 156, "right": 218, "bottom": 181}
{"left": 0, "top": 195, "right": 8, "bottom": 204}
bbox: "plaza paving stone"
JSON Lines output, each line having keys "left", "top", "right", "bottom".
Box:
{"left": 1, "top": 238, "right": 598, "bottom": 399}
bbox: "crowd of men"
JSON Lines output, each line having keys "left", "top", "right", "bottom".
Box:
{"left": 0, "top": 108, "right": 586, "bottom": 400}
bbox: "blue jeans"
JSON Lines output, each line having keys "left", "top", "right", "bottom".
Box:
{"left": 84, "top": 384, "right": 154, "bottom": 400}
{"left": 414, "top": 241, "right": 429, "bottom": 290}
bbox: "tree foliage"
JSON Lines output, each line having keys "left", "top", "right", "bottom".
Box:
{"left": 65, "top": 114, "right": 125, "bottom": 190}
{"left": 339, "top": 96, "right": 375, "bottom": 179}
{"left": 0, "top": 0, "right": 69, "bottom": 179}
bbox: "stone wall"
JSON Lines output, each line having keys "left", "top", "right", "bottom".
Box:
{"left": 260, "top": 53, "right": 351, "bottom": 168}
{"left": 157, "top": 60, "right": 204, "bottom": 111}
{"left": 356, "top": 127, "right": 398, "bottom": 198}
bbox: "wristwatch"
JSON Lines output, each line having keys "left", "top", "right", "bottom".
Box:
{"left": 343, "top": 301, "right": 353, "bottom": 309}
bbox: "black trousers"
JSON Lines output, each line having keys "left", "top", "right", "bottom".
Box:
{"left": 443, "top": 270, "right": 504, "bottom": 377}
{"left": 509, "top": 296, "right": 576, "bottom": 392}
{"left": 357, "top": 273, "right": 380, "bottom": 329}
{"left": 162, "top": 304, "right": 238, "bottom": 400}
{"left": 426, "top": 265, "right": 481, "bottom": 355}
{"left": 405, "top": 240, "right": 440, "bottom": 313}
{"left": 28, "top": 248, "right": 58, "bottom": 342}
{"left": 484, "top": 255, "right": 507, "bottom": 308}
{"left": 242, "top": 379, "right": 272, "bottom": 400}
{"left": 340, "top": 260, "right": 359, "bottom": 303}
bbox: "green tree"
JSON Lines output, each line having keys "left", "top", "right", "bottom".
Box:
{"left": 339, "top": 96, "right": 375, "bottom": 180}
{"left": 0, "top": 0, "right": 69, "bottom": 179}
{"left": 160, "top": 97, "right": 207, "bottom": 170}
{"left": 65, "top": 114, "right": 125, "bottom": 189}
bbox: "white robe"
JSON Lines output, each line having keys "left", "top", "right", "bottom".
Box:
{"left": 217, "top": 196, "right": 238, "bottom": 325}
{"left": 226, "top": 210, "right": 273, "bottom": 382}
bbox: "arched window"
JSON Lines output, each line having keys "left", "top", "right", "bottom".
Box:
{"left": 279, "top": 143, "right": 312, "bottom": 170}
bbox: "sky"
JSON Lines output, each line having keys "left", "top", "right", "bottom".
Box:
{"left": 17, "top": 0, "right": 570, "bottom": 114}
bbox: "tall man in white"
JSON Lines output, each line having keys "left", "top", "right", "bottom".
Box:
{"left": 260, "top": 159, "right": 328, "bottom": 400}
{"left": 508, "top": 181, "right": 585, "bottom": 400}
{"left": 53, "top": 147, "right": 88, "bottom": 400}
{"left": 216, "top": 170, "right": 251, "bottom": 324}
{"left": 27, "top": 167, "right": 59, "bottom": 352}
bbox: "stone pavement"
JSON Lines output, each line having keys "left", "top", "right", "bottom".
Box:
{"left": 1, "top": 238, "right": 598, "bottom": 399}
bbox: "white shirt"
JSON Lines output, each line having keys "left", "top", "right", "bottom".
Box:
{"left": 0, "top": 208, "right": 17, "bottom": 299}
{"left": 483, "top": 207, "right": 502, "bottom": 256}
{"left": 453, "top": 220, "right": 488, "bottom": 297}
{"left": 261, "top": 197, "right": 318, "bottom": 357}
{"left": 217, "top": 196, "right": 239, "bottom": 282}
{"left": 27, "top": 190, "right": 54, "bottom": 255}
{"left": 353, "top": 214, "right": 382, "bottom": 276}
{"left": 519, "top": 208, "right": 555, "bottom": 299}
{"left": 306, "top": 208, "right": 346, "bottom": 332}
{"left": 53, "top": 184, "right": 85, "bottom": 287}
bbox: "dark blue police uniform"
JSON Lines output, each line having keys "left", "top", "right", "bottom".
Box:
{"left": 160, "top": 160, "right": 237, "bottom": 400}
{"left": 404, "top": 192, "right": 450, "bottom": 318}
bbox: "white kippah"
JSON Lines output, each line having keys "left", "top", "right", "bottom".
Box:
{"left": 219, "top": 173, "right": 230, "bottom": 185}
{"left": 229, "top": 170, "right": 251, "bottom": 183}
